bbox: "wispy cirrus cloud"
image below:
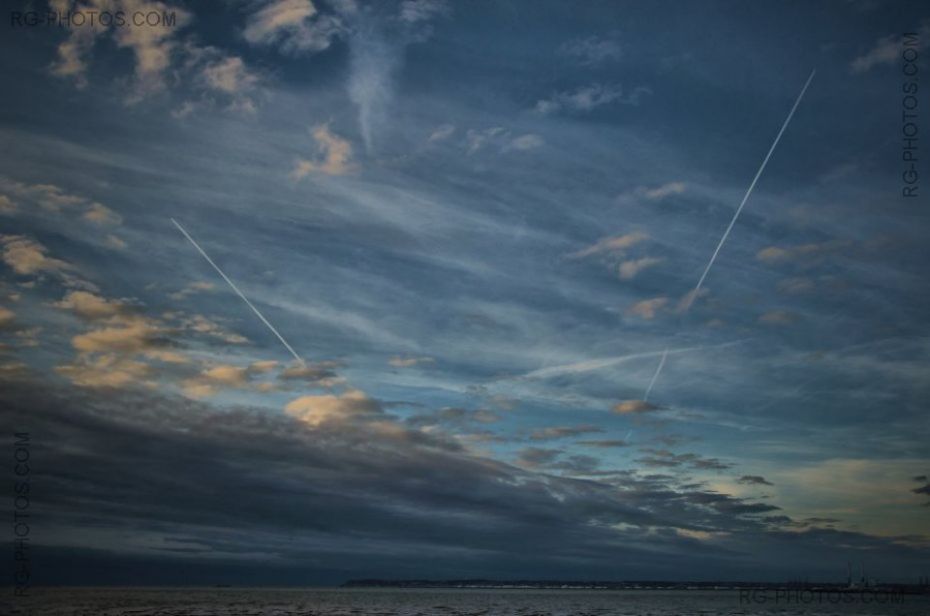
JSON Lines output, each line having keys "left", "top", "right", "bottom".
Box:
{"left": 568, "top": 231, "right": 648, "bottom": 259}
{"left": 850, "top": 23, "right": 930, "bottom": 73}
{"left": 619, "top": 256, "right": 664, "bottom": 280}
{"left": 558, "top": 34, "right": 622, "bottom": 66}
{"left": 535, "top": 83, "right": 651, "bottom": 115}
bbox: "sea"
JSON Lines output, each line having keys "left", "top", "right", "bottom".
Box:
{"left": 7, "top": 587, "right": 930, "bottom": 616}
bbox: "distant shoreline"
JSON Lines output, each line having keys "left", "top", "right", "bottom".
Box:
{"left": 341, "top": 580, "right": 930, "bottom": 594}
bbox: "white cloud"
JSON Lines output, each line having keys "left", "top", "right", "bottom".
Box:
{"left": 641, "top": 181, "right": 686, "bottom": 201}
{"left": 850, "top": 24, "right": 930, "bottom": 74}
{"left": 507, "top": 134, "right": 545, "bottom": 151}
{"left": 558, "top": 35, "right": 622, "bottom": 66}
{"left": 428, "top": 124, "right": 455, "bottom": 142}
{"left": 536, "top": 83, "right": 651, "bottom": 115}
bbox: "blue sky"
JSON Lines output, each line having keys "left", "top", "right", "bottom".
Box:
{"left": 1, "top": 0, "right": 929, "bottom": 584}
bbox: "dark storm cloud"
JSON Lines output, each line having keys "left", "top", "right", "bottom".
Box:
{"left": 6, "top": 378, "right": 926, "bottom": 583}
{"left": 577, "top": 439, "right": 630, "bottom": 448}
{"left": 635, "top": 449, "right": 732, "bottom": 472}
{"left": 528, "top": 424, "right": 604, "bottom": 441}
{"left": 913, "top": 476, "right": 930, "bottom": 505}
{"left": 737, "top": 475, "right": 774, "bottom": 486}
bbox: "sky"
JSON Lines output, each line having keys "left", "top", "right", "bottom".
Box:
{"left": 1, "top": 0, "right": 929, "bottom": 586}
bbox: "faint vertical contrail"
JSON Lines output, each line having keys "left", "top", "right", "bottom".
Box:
{"left": 643, "top": 69, "right": 815, "bottom": 400}
{"left": 643, "top": 347, "right": 668, "bottom": 402}
{"left": 171, "top": 218, "right": 305, "bottom": 366}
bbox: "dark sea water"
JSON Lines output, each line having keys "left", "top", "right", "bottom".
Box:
{"left": 10, "top": 588, "right": 930, "bottom": 616}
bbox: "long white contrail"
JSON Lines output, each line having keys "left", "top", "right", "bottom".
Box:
{"left": 515, "top": 339, "right": 746, "bottom": 381}
{"left": 644, "top": 69, "right": 815, "bottom": 400}
{"left": 170, "top": 218, "right": 305, "bottom": 366}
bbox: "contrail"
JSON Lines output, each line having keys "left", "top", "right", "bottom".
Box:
{"left": 515, "top": 339, "right": 747, "bottom": 381}
{"left": 642, "top": 347, "right": 668, "bottom": 402}
{"left": 170, "top": 218, "right": 305, "bottom": 366}
{"left": 644, "top": 69, "right": 815, "bottom": 399}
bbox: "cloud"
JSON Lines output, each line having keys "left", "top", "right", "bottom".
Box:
{"left": 535, "top": 83, "right": 651, "bottom": 115}
{"left": 0, "top": 305, "right": 15, "bottom": 330}
{"left": 200, "top": 56, "right": 259, "bottom": 94}
{"left": 912, "top": 476, "right": 930, "bottom": 505}
{"left": 399, "top": 0, "right": 449, "bottom": 24}
{"left": 507, "top": 134, "right": 545, "bottom": 151}
{"left": 755, "top": 241, "right": 844, "bottom": 264}
{"left": 388, "top": 355, "right": 435, "bottom": 368}
{"left": 49, "top": 0, "right": 194, "bottom": 101}
{"left": 427, "top": 124, "right": 455, "bottom": 142}
{"left": 48, "top": 3, "right": 268, "bottom": 109}
{"left": 407, "top": 407, "right": 500, "bottom": 427}
{"left": 106, "top": 234, "right": 128, "bottom": 250}
{"left": 3, "top": 381, "right": 928, "bottom": 583}
{"left": 642, "top": 182, "right": 686, "bottom": 200}
{"left": 347, "top": 13, "right": 399, "bottom": 154}
{"left": 558, "top": 35, "right": 622, "bottom": 66}
{"left": 0, "top": 179, "right": 124, "bottom": 230}
{"left": 776, "top": 277, "right": 815, "bottom": 295}
{"left": 182, "top": 360, "right": 282, "bottom": 397}
{"left": 243, "top": 0, "right": 345, "bottom": 53}
{"left": 83, "top": 202, "right": 123, "bottom": 226}
{"left": 464, "top": 128, "right": 544, "bottom": 155}
{"left": 626, "top": 297, "right": 667, "bottom": 320}
{"left": 0, "top": 195, "right": 15, "bottom": 214}
{"left": 758, "top": 310, "right": 798, "bottom": 326}
{"left": 285, "top": 389, "right": 383, "bottom": 426}
{"left": 619, "top": 256, "right": 663, "bottom": 280}
{"left": 529, "top": 425, "right": 603, "bottom": 441}
{"left": 0, "top": 179, "right": 85, "bottom": 212}
{"left": 291, "top": 125, "right": 355, "bottom": 178}
{"left": 1, "top": 235, "right": 73, "bottom": 276}
{"left": 578, "top": 439, "right": 630, "bottom": 448}
{"left": 738, "top": 475, "right": 774, "bottom": 486}
{"left": 516, "top": 446, "right": 562, "bottom": 467}
{"left": 279, "top": 361, "right": 343, "bottom": 386}
{"left": 612, "top": 400, "right": 659, "bottom": 415}
{"left": 169, "top": 281, "right": 215, "bottom": 300}
{"left": 56, "top": 353, "right": 155, "bottom": 388}
{"left": 465, "top": 127, "right": 506, "bottom": 154}
{"left": 181, "top": 315, "right": 248, "bottom": 345}
{"left": 344, "top": 1, "right": 449, "bottom": 153}
{"left": 850, "top": 24, "right": 930, "bottom": 73}
{"left": 55, "top": 291, "right": 127, "bottom": 320}
{"left": 637, "top": 449, "right": 733, "bottom": 471}
{"left": 71, "top": 314, "right": 165, "bottom": 355}
{"left": 174, "top": 44, "right": 266, "bottom": 115}
{"left": 569, "top": 231, "right": 648, "bottom": 259}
